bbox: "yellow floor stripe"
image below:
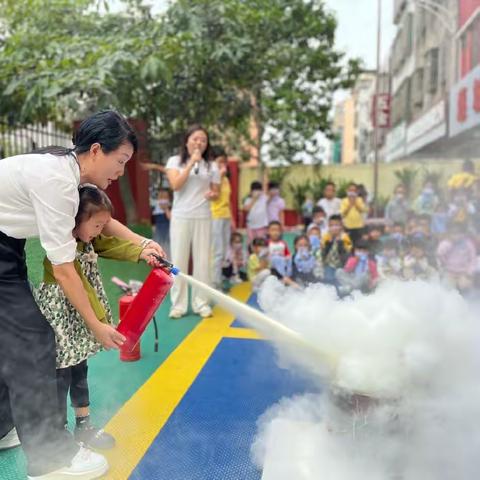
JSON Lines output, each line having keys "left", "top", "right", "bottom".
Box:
{"left": 225, "top": 327, "right": 263, "bottom": 340}
{"left": 102, "top": 283, "right": 251, "bottom": 479}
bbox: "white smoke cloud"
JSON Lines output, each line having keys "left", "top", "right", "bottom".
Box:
{"left": 251, "top": 278, "right": 480, "bottom": 480}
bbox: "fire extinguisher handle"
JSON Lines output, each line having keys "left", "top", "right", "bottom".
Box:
{"left": 151, "top": 254, "right": 180, "bottom": 275}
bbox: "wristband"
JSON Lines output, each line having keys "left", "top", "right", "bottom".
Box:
{"left": 140, "top": 238, "right": 152, "bottom": 249}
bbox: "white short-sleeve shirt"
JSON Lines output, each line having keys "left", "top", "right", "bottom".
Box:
{"left": 0, "top": 152, "right": 80, "bottom": 265}
{"left": 166, "top": 155, "right": 220, "bottom": 219}
{"left": 244, "top": 193, "right": 269, "bottom": 229}
{"left": 317, "top": 197, "right": 341, "bottom": 219}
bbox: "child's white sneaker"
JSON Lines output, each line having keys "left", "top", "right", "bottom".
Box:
{"left": 0, "top": 428, "right": 20, "bottom": 450}
{"left": 27, "top": 446, "right": 108, "bottom": 479}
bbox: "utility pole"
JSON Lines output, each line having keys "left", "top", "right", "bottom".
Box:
{"left": 373, "top": 0, "right": 382, "bottom": 216}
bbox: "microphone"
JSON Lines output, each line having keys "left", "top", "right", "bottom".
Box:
{"left": 193, "top": 149, "right": 201, "bottom": 174}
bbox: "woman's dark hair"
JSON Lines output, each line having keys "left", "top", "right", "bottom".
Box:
{"left": 31, "top": 110, "right": 138, "bottom": 157}
{"left": 75, "top": 185, "right": 114, "bottom": 229}
{"left": 179, "top": 124, "right": 212, "bottom": 165}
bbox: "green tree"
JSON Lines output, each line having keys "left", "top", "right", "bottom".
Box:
{"left": 0, "top": 0, "right": 163, "bottom": 126}
{"left": 157, "top": 0, "right": 360, "bottom": 162}
{"left": 287, "top": 179, "right": 312, "bottom": 212}
{"left": 0, "top": 0, "right": 359, "bottom": 164}
{"left": 394, "top": 167, "right": 419, "bottom": 200}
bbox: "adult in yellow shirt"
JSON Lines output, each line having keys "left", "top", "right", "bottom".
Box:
{"left": 211, "top": 146, "right": 234, "bottom": 289}
{"left": 340, "top": 183, "right": 368, "bottom": 246}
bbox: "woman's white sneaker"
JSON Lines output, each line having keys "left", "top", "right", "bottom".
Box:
{"left": 169, "top": 308, "right": 185, "bottom": 319}
{"left": 27, "top": 446, "right": 108, "bottom": 480}
{"left": 0, "top": 428, "right": 20, "bottom": 450}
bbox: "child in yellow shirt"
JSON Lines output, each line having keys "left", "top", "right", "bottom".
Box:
{"left": 340, "top": 183, "right": 368, "bottom": 245}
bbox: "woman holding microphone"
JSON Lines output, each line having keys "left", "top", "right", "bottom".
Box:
{"left": 166, "top": 125, "right": 220, "bottom": 318}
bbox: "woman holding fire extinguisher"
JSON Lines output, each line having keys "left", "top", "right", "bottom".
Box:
{"left": 0, "top": 110, "right": 165, "bottom": 480}
{"left": 166, "top": 125, "right": 220, "bottom": 319}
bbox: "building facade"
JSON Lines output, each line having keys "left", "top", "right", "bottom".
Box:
{"left": 386, "top": 0, "right": 457, "bottom": 161}
{"left": 332, "top": 72, "right": 378, "bottom": 165}
{"left": 448, "top": 0, "right": 480, "bottom": 157}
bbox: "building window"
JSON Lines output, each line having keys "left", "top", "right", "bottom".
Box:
{"left": 440, "top": 42, "right": 449, "bottom": 88}
{"left": 413, "top": 68, "right": 424, "bottom": 109}
{"left": 406, "top": 13, "right": 414, "bottom": 56}
{"left": 460, "top": 27, "right": 474, "bottom": 78}
{"left": 416, "top": 8, "right": 426, "bottom": 44}
{"left": 473, "top": 16, "right": 480, "bottom": 68}
{"left": 427, "top": 48, "right": 439, "bottom": 95}
{"left": 391, "top": 77, "right": 411, "bottom": 126}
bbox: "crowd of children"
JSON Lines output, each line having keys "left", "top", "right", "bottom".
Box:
{"left": 148, "top": 156, "right": 480, "bottom": 299}
{"left": 238, "top": 162, "right": 480, "bottom": 298}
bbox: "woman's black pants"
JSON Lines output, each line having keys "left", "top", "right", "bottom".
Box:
{"left": 0, "top": 231, "right": 78, "bottom": 476}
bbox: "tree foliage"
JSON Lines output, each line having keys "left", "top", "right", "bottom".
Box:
{"left": 0, "top": 0, "right": 360, "bottom": 162}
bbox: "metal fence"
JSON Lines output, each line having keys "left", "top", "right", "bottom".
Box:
{"left": 0, "top": 119, "right": 72, "bottom": 158}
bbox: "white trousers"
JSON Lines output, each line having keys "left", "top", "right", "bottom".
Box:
{"left": 211, "top": 218, "right": 231, "bottom": 287}
{"left": 170, "top": 216, "right": 212, "bottom": 313}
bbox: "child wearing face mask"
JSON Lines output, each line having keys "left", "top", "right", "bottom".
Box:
{"left": 222, "top": 232, "right": 247, "bottom": 286}
{"left": 306, "top": 224, "right": 322, "bottom": 254}
{"left": 385, "top": 184, "right": 409, "bottom": 225}
{"left": 267, "top": 181, "right": 286, "bottom": 226}
{"left": 286, "top": 235, "right": 323, "bottom": 288}
{"left": 151, "top": 188, "right": 172, "bottom": 258}
{"left": 377, "top": 238, "right": 403, "bottom": 280}
{"left": 403, "top": 237, "right": 437, "bottom": 281}
{"left": 34, "top": 186, "right": 159, "bottom": 451}
{"left": 321, "top": 214, "right": 352, "bottom": 285}
{"left": 267, "top": 221, "right": 293, "bottom": 284}
{"left": 431, "top": 200, "right": 449, "bottom": 237}
{"left": 247, "top": 237, "right": 271, "bottom": 291}
{"left": 244, "top": 181, "right": 269, "bottom": 241}
{"left": 436, "top": 221, "right": 477, "bottom": 292}
{"left": 448, "top": 189, "right": 476, "bottom": 225}
{"left": 340, "top": 183, "right": 368, "bottom": 246}
{"left": 414, "top": 182, "right": 439, "bottom": 216}
{"left": 308, "top": 206, "right": 328, "bottom": 237}
{"left": 336, "top": 240, "right": 378, "bottom": 295}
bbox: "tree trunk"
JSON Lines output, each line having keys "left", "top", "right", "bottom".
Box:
{"left": 250, "top": 90, "right": 264, "bottom": 179}
{"left": 118, "top": 173, "right": 138, "bottom": 225}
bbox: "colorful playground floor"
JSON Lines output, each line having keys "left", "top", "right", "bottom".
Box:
{"left": 0, "top": 281, "right": 315, "bottom": 480}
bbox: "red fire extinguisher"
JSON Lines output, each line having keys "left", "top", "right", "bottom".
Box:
{"left": 116, "top": 256, "right": 179, "bottom": 359}
{"left": 118, "top": 295, "right": 141, "bottom": 361}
